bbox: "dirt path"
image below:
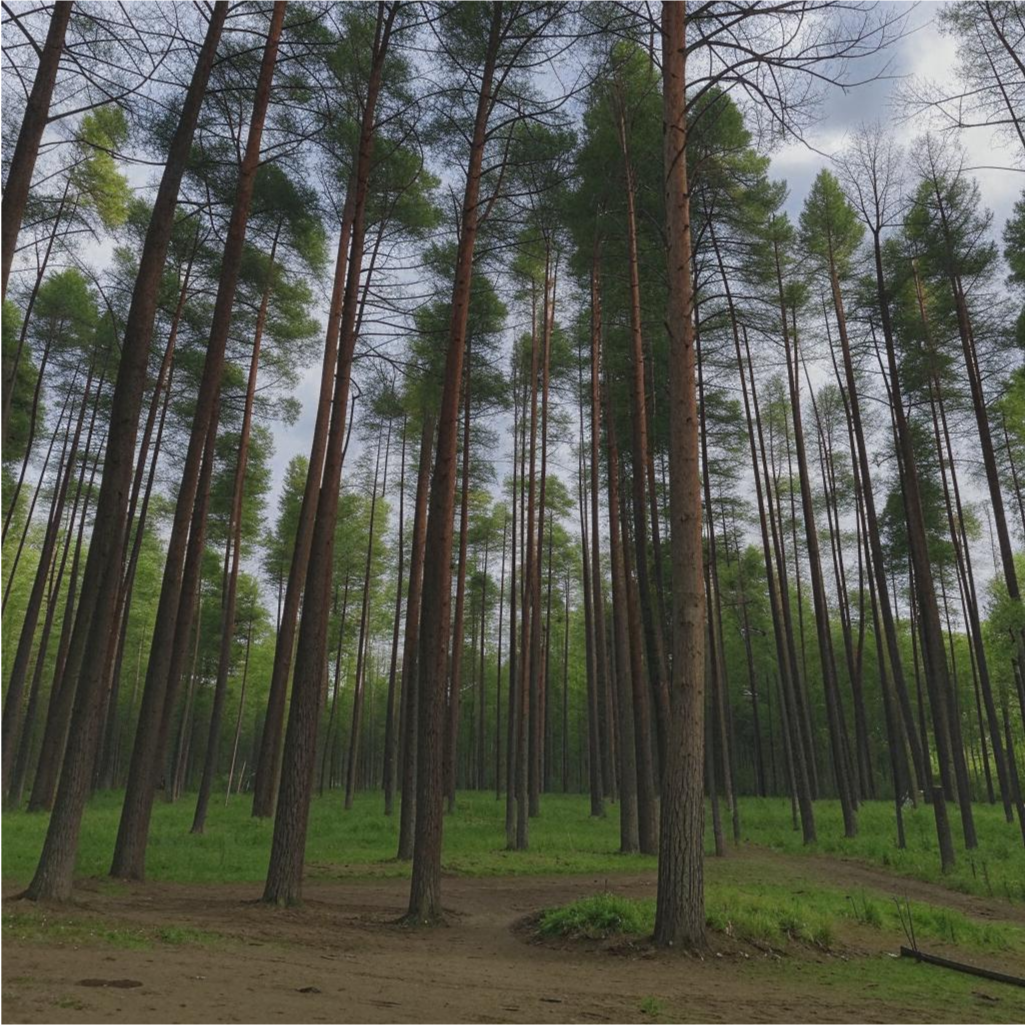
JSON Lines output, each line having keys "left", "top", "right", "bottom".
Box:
{"left": 4, "top": 851, "right": 1024, "bottom": 1024}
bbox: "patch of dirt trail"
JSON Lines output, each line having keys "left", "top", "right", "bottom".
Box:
{"left": 3, "top": 853, "right": 1023, "bottom": 1024}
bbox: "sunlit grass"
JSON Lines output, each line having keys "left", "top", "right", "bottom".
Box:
{"left": 538, "top": 882, "right": 1025, "bottom": 954}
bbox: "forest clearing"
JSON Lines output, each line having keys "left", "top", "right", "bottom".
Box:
{"left": 4, "top": 795, "right": 1025, "bottom": 1023}
{"left": 3, "top": 0, "right": 1025, "bottom": 1022}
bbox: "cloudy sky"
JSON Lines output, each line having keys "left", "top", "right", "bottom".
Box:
{"left": 771, "top": 1, "right": 1022, "bottom": 230}
{"left": 268, "top": 1, "right": 1024, "bottom": 510}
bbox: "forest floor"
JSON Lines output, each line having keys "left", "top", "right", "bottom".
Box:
{"left": 3, "top": 795, "right": 1025, "bottom": 1023}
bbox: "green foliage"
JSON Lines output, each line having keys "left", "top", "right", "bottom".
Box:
{"left": 538, "top": 892, "right": 648, "bottom": 938}
{"left": 800, "top": 169, "right": 865, "bottom": 275}
{"left": 1005, "top": 192, "right": 1025, "bottom": 344}
{"left": 1, "top": 300, "right": 36, "bottom": 466}
{"left": 71, "top": 107, "right": 132, "bottom": 228}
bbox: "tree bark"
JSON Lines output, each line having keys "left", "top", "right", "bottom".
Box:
{"left": 24, "top": 4, "right": 227, "bottom": 901}
{"left": 1, "top": 1, "right": 72, "bottom": 303}
{"left": 655, "top": 4, "right": 705, "bottom": 948}
{"left": 111, "top": 2, "right": 284, "bottom": 879}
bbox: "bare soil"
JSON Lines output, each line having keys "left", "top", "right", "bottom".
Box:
{"left": 3, "top": 847, "right": 1024, "bottom": 1024}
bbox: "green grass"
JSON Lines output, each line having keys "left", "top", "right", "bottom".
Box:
{"left": 2, "top": 790, "right": 1022, "bottom": 903}
{"left": 737, "top": 796, "right": 1025, "bottom": 902}
{"left": 2, "top": 911, "right": 222, "bottom": 949}
{"left": 537, "top": 881, "right": 1025, "bottom": 954}
{"left": 752, "top": 953, "right": 1025, "bottom": 1025}
{"left": 1, "top": 789, "right": 657, "bottom": 885}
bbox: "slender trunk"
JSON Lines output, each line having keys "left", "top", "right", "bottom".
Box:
{"left": 191, "top": 235, "right": 278, "bottom": 836}
{"left": 656, "top": 5, "right": 705, "bottom": 947}
{"left": 225, "top": 617, "right": 254, "bottom": 803}
{"left": 776, "top": 272, "right": 856, "bottom": 836}
{"left": 264, "top": 8, "right": 395, "bottom": 907}
{"left": 24, "top": 5, "right": 228, "bottom": 902}
{"left": 251, "top": 190, "right": 356, "bottom": 818}
{"left": 579, "top": 368, "right": 603, "bottom": 821}
{"left": 383, "top": 415, "right": 407, "bottom": 815}
{"left": 615, "top": 89, "right": 670, "bottom": 766}
{"left": 445, "top": 352, "right": 472, "bottom": 811}
{"left": 862, "top": 237, "right": 971, "bottom": 850}
{"left": 606, "top": 398, "right": 639, "bottom": 852}
{"left": 3, "top": 360, "right": 97, "bottom": 790}
{"left": 1, "top": 1, "right": 72, "bottom": 303}
{"left": 345, "top": 428, "right": 387, "bottom": 810}
{"left": 397, "top": 412, "right": 434, "bottom": 859}
{"left": 111, "top": 4, "right": 284, "bottom": 879}
{"left": 494, "top": 513, "right": 507, "bottom": 800}
{"left": 407, "top": 5, "right": 501, "bottom": 923}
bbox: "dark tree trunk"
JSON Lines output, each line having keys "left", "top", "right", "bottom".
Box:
{"left": 605, "top": 378, "right": 640, "bottom": 853}
{"left": 445, "top": 354, "right": 472, "bottom": 811}
{"left": 1, "top": 1, "right": 72, "bottom": 303}
{"left": 346, "top": 427, "right": 387, "bottom": 810}
{"left": 407, "top": 5, "right": 501, "bottom": 923}
{"left": 655, "top": 5, "right": 705, "bottom": 947}
{"left": 397, "top": 413, "right": 434, "bottom": 859}
{"left": 191, "top": 234, "right": 279, "bottom": 836}
{"left": 264, "top": 6, "right": 394, "bottom": 906}
{"left": 383, "top": 416, "right": 407, "bottom": 815}
{"left": 776, "top": 273, "right": 857, "bottom": 836}
{"left": 3, "top": 361, "right": 98, "bottom": 790}
{"left": 110, "top": 4, "right": 284, "bottom": 880}
{"left": 250, "top": 190, "right": 355, "bottom": 819}
{"left": 24, "top": 5, "right": 227, "bottom": 901}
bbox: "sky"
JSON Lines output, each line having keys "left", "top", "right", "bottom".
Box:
{"left": 267, "top": 0, "right": 1025, "bottom": 529}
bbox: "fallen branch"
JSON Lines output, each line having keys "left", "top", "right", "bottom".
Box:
{"left": 899, "top": 946, "right": 1025, "bottom": 988}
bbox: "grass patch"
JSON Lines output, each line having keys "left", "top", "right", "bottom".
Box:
{"left": 737, "top": 797, "right": 1025, "bottom": 902}
{"left": 2, "top": 911, "right": 221, "bottom": 949}
{"left": 2, "top": 791, "right": 1022, "bottom": 905}
{"left": 538, "top": 893, "right": 649, "bottom": 939}
{"left": 537, "top": 881, "right": 1025, "bottom": 954}
{"left": 751, "top": 952, "right": 1025, "bottom": 1025}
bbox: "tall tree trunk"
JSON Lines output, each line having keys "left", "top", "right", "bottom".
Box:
{"left": 579, "top": 370, "right": 603, "bottom": 822}
{"left": 407, "top": 4, "right": 501, "bottom": 923}
{"left": 191, "top": 234, "right": 279, "bottom": 835}
{"left": 3, "top": 360, "right": 98, "bottom": 790}
{"left": 383, "top": 415, "right": 407, "bottom": 815}
{"left": 697, "top": 321, "right": 740, "bottom": 844}
{"left": 530, "top": 258, "right": 555, "bottom": 816}
{"left": 0, "top": 1, "right": 72, "bottom": 304}
{"left": 605, "top": 378, "right": 648, "bottom": 852}
{"left": 251, "top": 190, "right": 356, "bottom": 819}
{"left": 397, "top": 412, "right": 435, "bottom": 859}
{"left": 505, "top": 364, "right": 521, "bottom": 844}
{"left": 111, "top": 3, "right": 284, "bottom": 880}
{"left": 24, "top": 5, "right": 227, "bottom": 901}
{"left": 445, "top": 352, "right": 472, "bottom": 811}
{"left": 655, "top": 4, "right": 705, "bottom": 947}
{"left": 776, "top": 271, "right": 857, "bottom": 836}
{"left": 614, "top": 87, "right": 670, "bottom": 766}
{"left": 862, "top": 238, "right": 973, "bottom": 851}
{"left": 346, "top": 427, "right": 387, "bottom": 810}
{"left": 264, "top": 6, "right": 395, "bottom": 906}
{"left": 494, "top": 513, "right": 507, "bottom": 800}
